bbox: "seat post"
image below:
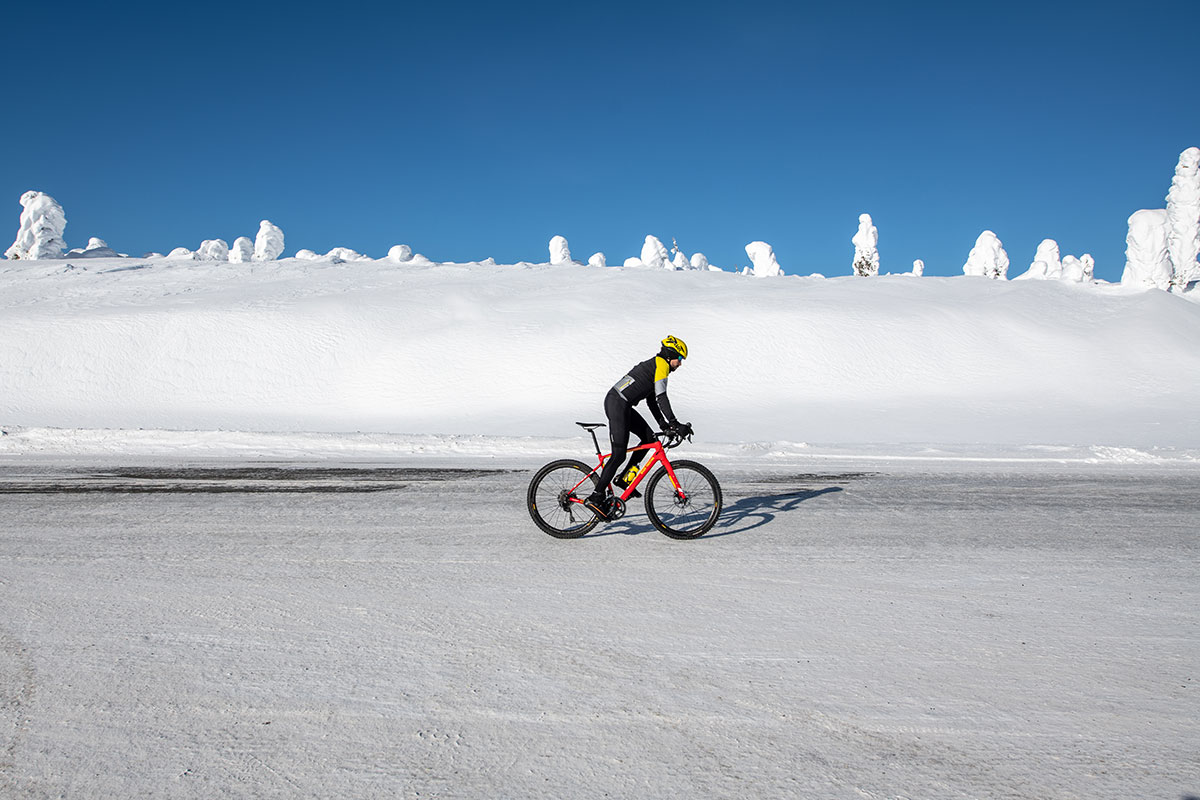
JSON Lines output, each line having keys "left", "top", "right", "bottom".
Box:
{"left": 589, "top": 428, "right": 602, "bottom": 457}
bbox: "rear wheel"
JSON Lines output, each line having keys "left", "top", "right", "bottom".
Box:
{"left": 644, "top": 460, "right": 722, "bottom": 539}
{"left": 527, "top": 459, "right": 601, "bottom": 538}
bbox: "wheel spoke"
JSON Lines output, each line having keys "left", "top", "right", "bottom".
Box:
{"left": 645, "top": 462, "right": 722, "bottom": 538}
{"left": 527, "top": 460, "right": 601, "bottom": 538}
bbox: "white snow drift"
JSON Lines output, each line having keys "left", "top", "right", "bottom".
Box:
{"left": 2, "top": 255, "right": 1200, "bottom": 448}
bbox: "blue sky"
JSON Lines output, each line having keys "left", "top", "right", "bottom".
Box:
{"left": 3, "top": 0, "right": 1196, "bottom": 281}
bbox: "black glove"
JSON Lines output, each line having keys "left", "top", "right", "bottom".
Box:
{"left": 666, "top": 421, "right": 693, "bottom": 438}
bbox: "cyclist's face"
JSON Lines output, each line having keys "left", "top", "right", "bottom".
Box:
{"left": 669, "top": 357, "right": 682, "bottom": 372}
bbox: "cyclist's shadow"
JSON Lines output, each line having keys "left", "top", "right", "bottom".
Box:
{"left": 591, "top": 486, "right": 843, "bottom": 538}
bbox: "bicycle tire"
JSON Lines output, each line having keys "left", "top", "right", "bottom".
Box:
{"left": 644, "top": 460, "right": 722, "bottom": 539}
{"left": 527, "top": 459, "right": 601, "bottom": 538}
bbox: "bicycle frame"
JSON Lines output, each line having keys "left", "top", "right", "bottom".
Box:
{"left": 572, "top": 428, "right": 686, "bottom": 505}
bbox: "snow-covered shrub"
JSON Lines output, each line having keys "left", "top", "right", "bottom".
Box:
{"left": 166, "top": 247, "right": 197, "bottom": 260}
{"left": 588, "top": 252, "right": 606, "bottom": 268}
{"left": 1166, "top": 146, "right": 1200, "bottom": 290}
{"left": 963, "top": 231, "right": 1009, "bottom": 279}
{"left": 5, "top": 191, "right": 68, "bottom": 260}
{"left": 623, "top": 257, "right": 644, "bottom": 268}
{"left": 325, "top": 247, "right": 369, "bottom": 263}
{"left": 1081, "top": 254, "right": 1095, "bottom": 281}
{"left": 387, "top": 244, "right": 414, "bottom": 263}
{"left": 197, "top": 239, "right": 229, "bottom": 261}
{"left": 549, "top": 235, "right": 572, "bottom": 265}
{"left": 253, "top": 220, "right": 285, "bottom": 261}
{"left": 851, "top": 213, "right": 879, "bottom": 277}
{"left": 641, "top": 236, "right": 669, "bottom": 269}
{"left": 295, "top": 249, "right": 321, "bottom": 260}
{"left": 1122, "top": 209, "right": 1172, "bottom": 289}
{"left": 229, "top": 237, "right": 253, "bottom": 263}
{"left": 65, "top": 238, "right": 121, "bottom": 258}
{"left": 745, "top": 241, "right": 783, "bottom": 277}
{"left": 1015, "top": 239, "right": 1062, "bottom": 280}
{"left": 912, "top": 259, "right": 925, "bottom": 277}
{"left": 690, "top": 252, "right": 710, "bottom": 270}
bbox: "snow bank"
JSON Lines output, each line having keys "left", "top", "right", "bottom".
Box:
{"left": 5, "top": 191, "right": 68, "bottom": 260}
{"left": 3, "top": 259, "right": 1200, "bottom": 447}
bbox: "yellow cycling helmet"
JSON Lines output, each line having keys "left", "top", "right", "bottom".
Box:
{"left": 661, "top": 335, "right": 688, "bottom": 360}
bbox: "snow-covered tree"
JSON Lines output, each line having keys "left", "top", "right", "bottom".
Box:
{"left": 1166, "top": 146, "right": 1200, "bottom": 291}
{"left": 587, "top": 252, "right": 606, "bottom": 268}
{"left": 549, "top": 235, "right": 572, "bottom": 265}
{"left": 690, "top": 252, "right": 710, "bottom": 270}
{"left": 229, "top": 237, "right": 253, "bottom": 263}
{"left": 1081, "top": 254, "right": 1095, "bottom": 282}
{"left": 166, "top": 247, "right": 197, "bottom": 260}
{"left": 745, "top": 241, "right": 783, "bottom": 277}
{"left": 5, "top": 191, "right": 68, "bottom": 260}
{"left": 388, "top": 244, "right": 414, "bottom": 263}
{"left": 1060, "top": 255, "right": 1085, "bottom": 282}
{"left": 912, "top": 259, "right": 925, "bottom": 277}
{"left": 641, "top": 235, "right": 669, "bottom": 269}
{"left": 1015, "top": 239, "right": 1062, "bottom": 280}
{"left": 851, "top": 213, "right": 879, "bottom": 276}
{"left": 669, "top": 238, "right": 693, "bottom": 270}
{"left": 962, "top": 231, "right": 1008, "bottom": 279}
{"left": 1121, "top": 209, "right": 1172, "bottom": 289}
{"left": 253, "top": 220, "right": 285, "bottom": 262}
{"left": 198, "top": 239, "right": 229, "bottom": 261}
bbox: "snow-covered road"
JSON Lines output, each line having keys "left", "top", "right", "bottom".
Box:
{"left": 1, "top": 457, "right": 1197, "bottom": 799}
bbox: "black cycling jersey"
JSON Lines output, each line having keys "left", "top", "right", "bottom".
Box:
{"left": 610, "top": 355, "right": 677, "bottom": 428}
{"left": 593, "top": 353, "right": 681, "bottom": 497}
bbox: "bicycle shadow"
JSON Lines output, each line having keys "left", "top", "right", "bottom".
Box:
{"left": 707, "top": 487, "right": 843, "bottom": 537}
{"left": 586, "top": 486, "right": 843, "bottom": 539}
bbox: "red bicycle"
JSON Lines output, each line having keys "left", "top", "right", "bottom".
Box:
{"left": 527, "top": 422, "right": 722, "bottom": 539}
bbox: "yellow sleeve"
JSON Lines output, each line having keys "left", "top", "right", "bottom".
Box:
{"left": 653, "top": 356, "right": 670, "bottom": 395}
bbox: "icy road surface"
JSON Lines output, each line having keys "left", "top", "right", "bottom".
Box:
{"left": 0, "top": 457, "right": 1197, "bottom": 799}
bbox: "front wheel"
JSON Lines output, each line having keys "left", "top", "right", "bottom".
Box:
{"left": 644, "top": 460, "right": 722, "bottom": 539}
{"left": 527, "top": 459, "right": 601, "bottom": 538}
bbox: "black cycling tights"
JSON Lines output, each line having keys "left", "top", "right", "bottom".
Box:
{"left": 596, "top": 389, "right": 656, "bottom": 493}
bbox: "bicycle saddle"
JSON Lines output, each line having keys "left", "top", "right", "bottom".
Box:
{"left": 575, "top": 422, "right": 606, "bottom": 431}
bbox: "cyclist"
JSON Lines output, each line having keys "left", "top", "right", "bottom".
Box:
{"left": 584, "top": 336, "right": 693, "bottom": 520}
